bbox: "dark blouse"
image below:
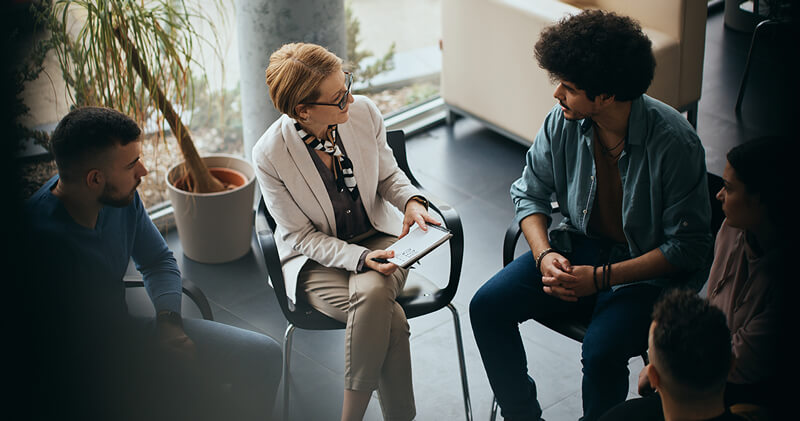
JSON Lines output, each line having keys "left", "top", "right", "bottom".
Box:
{"left": 306, "top": 139, "right": 373, "bottom": 241}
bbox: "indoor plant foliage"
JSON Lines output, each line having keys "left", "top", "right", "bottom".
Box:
{"left": 44, "top": 0, "right": 227, "bottom": 193}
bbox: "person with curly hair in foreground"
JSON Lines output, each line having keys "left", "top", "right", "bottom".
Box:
{"left": 470, "top": 10, "right": 712, "bottom": 420}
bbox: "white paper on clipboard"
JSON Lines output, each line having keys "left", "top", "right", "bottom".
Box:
{"left": 387, "top": 224, "right": 452, "bottom": 268}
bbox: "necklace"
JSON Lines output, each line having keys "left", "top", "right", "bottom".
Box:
{"left": 596, "top": 130, "right": 625, "bottom": 160}
{"left": 604, "top": 138, "right": 625, "bottom": 160}
{"left": 603, "top": 136, "right": 625, "bottom": 153}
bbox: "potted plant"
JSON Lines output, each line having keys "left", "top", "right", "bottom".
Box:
{"left": 42, "top": 0, "right": 256, "bottom": 263}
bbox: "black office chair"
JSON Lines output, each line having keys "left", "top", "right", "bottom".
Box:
{"left": 489, "top": 172, "right": 725, "bottom": 420}
{"left": 255, "top": 130, "right": 472, "bottom": 421}
{"left": 124, "top": 277, "right": 214, "bottom": 321}
{"left": 734, "top": 0, "right": 794, "bottom": 117}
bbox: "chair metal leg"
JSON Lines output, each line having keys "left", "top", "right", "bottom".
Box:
{"left": 282, "top": 324, "right": 295, "bottom": 421}
{"left": 490, "top": 395, "right": 498, "bottom": 421}
{"left": 448, "top": 303, "right": 473, "bottom": 421}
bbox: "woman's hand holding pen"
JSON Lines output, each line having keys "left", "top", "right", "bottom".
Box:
{"left": 366, "top": 249, "right": 398, "bottom": 275}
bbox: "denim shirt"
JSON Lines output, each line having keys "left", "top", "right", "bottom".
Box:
{"left": 511, "top": 95, "right": 713, "bottom": 289}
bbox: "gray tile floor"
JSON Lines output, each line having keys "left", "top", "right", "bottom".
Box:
{"left": 157, "top": 9, "right": 790, "bottom": 421}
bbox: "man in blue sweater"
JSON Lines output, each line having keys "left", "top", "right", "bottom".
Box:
{"left": 26, "top": 106, "right": 281, "bottom": 420}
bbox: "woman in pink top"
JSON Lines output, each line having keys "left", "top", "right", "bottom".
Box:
{"left": 708, "top": 136, "right": 789, "bottom": 408}
{"left": 620, "top": 137, "right": 791, "bottom": 420}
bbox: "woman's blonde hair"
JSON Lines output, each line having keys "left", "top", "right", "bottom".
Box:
{"left": 266, "top": 43, "right": 343, "bottom": 119}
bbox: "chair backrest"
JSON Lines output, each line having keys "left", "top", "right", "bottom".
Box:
{"left": 256, "top": 196, "right": 347, "bottom": 331}
{"left": 386, "top": 130, "right": 422, "bottom": 188}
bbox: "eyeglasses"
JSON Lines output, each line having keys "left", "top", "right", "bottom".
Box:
{"left": 303, "top": 72, "right": 353, "bottom": 110}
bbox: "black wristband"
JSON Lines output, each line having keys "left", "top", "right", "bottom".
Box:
{"left": 593, "top": 266, "right": 600, "bottom": 293}
{"left": 601, "top": 262, "right": 611, "bottom": 291}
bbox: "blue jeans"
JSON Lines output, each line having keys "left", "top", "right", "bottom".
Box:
{"left": 183, "top": 318, "right": 283, "bottom": 420}
{"left": 122, "top": 317, "right": 283, "bottom": 421}
{"left": 470, "top": 234, "right": 662, "bottom": 420}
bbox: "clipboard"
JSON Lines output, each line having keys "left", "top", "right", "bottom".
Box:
{"left": 386, "top": 223, "right": 452, "bottom": 268}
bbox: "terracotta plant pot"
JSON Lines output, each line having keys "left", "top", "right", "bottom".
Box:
{"left": 166, "top": 154, "right": 256, "bottom": 264}
{"left": 173, "top": 167, "right": 248, "bottom": 192}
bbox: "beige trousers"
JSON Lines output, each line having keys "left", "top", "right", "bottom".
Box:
{"left": 297, "top": 231, "right": 416, "bottom": 421}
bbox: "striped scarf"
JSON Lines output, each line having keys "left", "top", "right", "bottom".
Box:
{"left": 295, "top": 121, "right": 359, "bottom": 199}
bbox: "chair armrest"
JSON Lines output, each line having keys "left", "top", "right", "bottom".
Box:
{"left": 180, "top": 278, "right": 214, "bottom": 321}
{"left": 502, "top": 201, "right": 560, "bottom": 267}
{"left": 416, "top": 187, "right": 463, "bottom": 306}
{"left": 503, "top": 222, "right": 524, "bottom": 268}
{"left": 123, "top": 278, "right": 214, "bottom": 321}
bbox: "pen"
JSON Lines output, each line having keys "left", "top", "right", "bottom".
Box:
{"left": 371, "top": 257, "right": 391, "bottom": 264}
{"left": 427, "top": 223, "right": 450, "bottom": 232}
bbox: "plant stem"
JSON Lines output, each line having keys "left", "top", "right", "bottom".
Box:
{"left": 113, "top": 25, "right": 225, "bottom": 194}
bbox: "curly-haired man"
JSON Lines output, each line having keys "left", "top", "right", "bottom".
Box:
{"left": 470, "top": 10, "right": 712, "bottom": 420}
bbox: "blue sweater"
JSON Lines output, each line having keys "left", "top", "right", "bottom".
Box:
{"left": 26, "top": 176, "right": 182, "bottom": 317}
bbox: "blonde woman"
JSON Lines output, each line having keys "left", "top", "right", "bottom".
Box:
{"left": 252, "top": 42, "right": 436, "bottom": 421}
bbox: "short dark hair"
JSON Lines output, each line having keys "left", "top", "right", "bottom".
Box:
{"left": 651, "top": 289, "right": 731, "bottom": 395}
{"left": 534, "top": 10, "right": 655, "bottom": 101}
{"left": 726, "top": 136, "right": 792, "bottom": 229}
{"left": 49, "top": 107, "right": 141, "bottom": 181}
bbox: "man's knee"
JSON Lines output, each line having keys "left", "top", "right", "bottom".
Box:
{"left": 580, "top": 338, "right": 633, "bottom": 376}
{"left": 469, "top": 282, "right": 496, "bottom": 324}
{"left": 470, "top": 263, "right": 528, "bottom": 320}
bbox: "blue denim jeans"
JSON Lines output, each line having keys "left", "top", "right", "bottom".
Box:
{"left": 124, "top": 317, "right": 283, "bottom": 421}
{"left": 182, "top": 318, "right": 283, "bottom": 420}
{"left": 470, "top": 234, "right": 662, "bottom": 420}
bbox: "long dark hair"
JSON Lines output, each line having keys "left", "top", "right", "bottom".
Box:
{"left": 726, "top": 136, "right": 791, "bottom": 230}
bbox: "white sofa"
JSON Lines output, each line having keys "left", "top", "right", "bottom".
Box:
{"left": 440, "top": 0, "right": 708, "bottom": 144}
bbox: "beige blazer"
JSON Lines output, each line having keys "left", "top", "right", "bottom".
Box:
{"left": 252, "top": 95, "right": 420, "bottom": 302}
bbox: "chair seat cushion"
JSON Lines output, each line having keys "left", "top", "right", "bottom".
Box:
{"left": 536, "top": 317, "right": 589, "bottom": 343}
{"left": 398, "top": 271, "right": 448, "bottom": 319}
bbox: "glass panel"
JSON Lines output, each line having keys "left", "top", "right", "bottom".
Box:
{"left": 18, "top": 1, "right": 443, "bottom": 210}
{"left": 346, "top": 0, "right": 442, "bottom": 115}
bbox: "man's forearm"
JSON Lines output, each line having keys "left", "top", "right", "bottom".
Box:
{"left": 520, "top": 213, "right": 551, "bottom": 258}
{"left": 521, "top": 212, "right": 678, "bottom": 286}
{"left": 608, "top": 248, "right": 677, "bottom": 286}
